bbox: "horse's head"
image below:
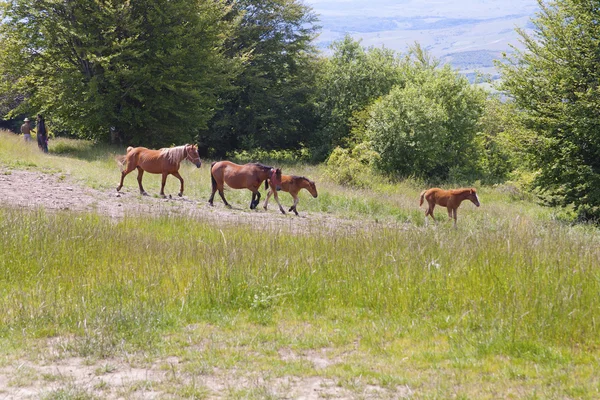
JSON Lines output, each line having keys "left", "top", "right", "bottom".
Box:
{"left": 469, "top": 188, "right": 480, "bottom": 207}
{"left": 270, "top": 168, "right": 282, "bottom": 187}
{"left": 185, "top": 144, "right": 202, "bottom": 168}
{"left": 305, "top": 178, "right": 318, "bottom": 198}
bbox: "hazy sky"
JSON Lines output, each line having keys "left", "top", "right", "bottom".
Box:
{"left": 303, "top": 0, "right": 539, "bottom": 19}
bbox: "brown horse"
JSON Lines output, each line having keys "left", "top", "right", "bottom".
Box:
{"left": 263, "top": 175, "right": 318, "bottom": 216}
{"left": 420, "top": 187, "right": 480, "bottom": 226}
{"left": 209, "top": 161, "right": 283, "bottom": 210}
{"left": 116, "top": 144, "right": 201, "bottom": 197}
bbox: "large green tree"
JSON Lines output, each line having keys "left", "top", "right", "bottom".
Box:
{"left": 200, "top": 0, "right": 319, "bottom": 157}
{"left": 0, "top": 0, "right": 234, "bottom": 146}
{"left": 312, "top": 36, "right": 404, "bottom": 160}
{"left": 498, "top": 0, "right": 600, "bottom": 220}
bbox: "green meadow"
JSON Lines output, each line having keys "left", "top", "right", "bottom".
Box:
{"left": 0, "top": 131, "right": 599, "bottom": 399}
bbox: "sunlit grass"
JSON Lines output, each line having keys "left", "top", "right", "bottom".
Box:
{"left": 1, "top": 130, "right": 600, "bottom": 397}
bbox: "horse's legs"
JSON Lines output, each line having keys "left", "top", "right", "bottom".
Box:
{"left": 160, "top": 172, "right": 169, "bottom": 197}
{"left": 136, "top": 167, "right": 148, "bottom": 195}
{"left": 451, "top": 208, "right": 458, "bottom": 227}
{"left": 263, "top": 189, "right": 273, "bottom": 210}
{"left": 219, "top": 189, "right": 231, "bottom": 208}
{"left": 117, "top": 170, "right": 130, "bottom": 192}
{"left": 208, "top": 186, "right": 216, "bottom": 205}
{"left": 116, "top": 160, "right": 137, "bottom": 192}
{"left": 271, "top": 188, "right": 285, "bottom": 214}
{"left": 425, "top": 203, "right": 436, "bottom": 222}
{"left": 172, "top": 171, "right": 184, "bottom": 197}
{"left": 289, "top": 194, "right": 299, "bottom": 216}
{"left": 250, "top": 190, "right": 261, "bottom": 209}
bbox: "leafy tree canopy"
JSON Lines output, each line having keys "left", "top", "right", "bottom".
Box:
{"left": 312, "top": 35, "right": 404, "bottom": 160}
{"left": 201, "top": 0, "right": 320, "bottom": 157}
{"left": 0, "top": 0, "right": 236, "bottom": 146}
{"left": 497, "top": 0, "right": 600, "bottom": 221}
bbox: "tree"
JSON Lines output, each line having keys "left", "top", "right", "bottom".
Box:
{"left": 367, "top": 58, "right": 485, "bottom": 180}
{"left": 475, "top": 96, "right": 534, "bottom": 184}
{"left": 312, "top": 36, "right": 403, "bottom": 160}
{"left": 497, "top": 0, "right": 600, "bottom": 220}
{"left": 200, "top": 0, "right": 320, "bottom": 157}
{"left": 0, "top": 0, "right": 235, "bottom": 146}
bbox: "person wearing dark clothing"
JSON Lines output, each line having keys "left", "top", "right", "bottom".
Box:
{"left": 36, "top": 114, "right": 48, "bottom": 153}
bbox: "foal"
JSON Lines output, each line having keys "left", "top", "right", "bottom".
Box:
{"left": 263, "top": 175, "right": 318, "bottom": 215}
{"left": 420, "top": 187, "right": 480, "bottom": 227}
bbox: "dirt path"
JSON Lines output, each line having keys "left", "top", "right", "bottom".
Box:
{"left": 0, "top": 167, "right": 390, "bottom": 234}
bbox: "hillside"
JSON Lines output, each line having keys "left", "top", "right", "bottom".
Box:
{"left": 305, "top": 0, "right": 539, "bottom": 79}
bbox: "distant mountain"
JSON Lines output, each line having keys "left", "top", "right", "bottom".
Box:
{"left": 304, "top": 0, "right": 539, "bottom": 80}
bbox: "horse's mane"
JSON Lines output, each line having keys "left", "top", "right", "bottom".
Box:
{"left": 161, "top": 145, "right": 187, "bottom": 164}
{"left": 450, "top": 188, "right": 475, "bottom": 194}
{"left": 251, "top": 162, "right": 273, "bottom": 171}
{"left": 292, "top": 175, "right": 313, "bottom": 184}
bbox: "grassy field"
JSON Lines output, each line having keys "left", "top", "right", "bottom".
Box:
{"left": 1, "top": 130, "right": 599, "bottom": 399}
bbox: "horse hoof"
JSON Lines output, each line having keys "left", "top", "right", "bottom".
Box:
{"left": 178, "top": 193, "right": 182, "bottom": 197}
{"left": 226, "top": 204, "right": 232, "bottom": 209}
{"left": 142, "top": 192, "right": 149, "bottom": 196}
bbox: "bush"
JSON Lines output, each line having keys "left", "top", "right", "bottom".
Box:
{"left": 227, "top": 148, "right": 312, "bottom": 165}
{"left": 368, "top": 65, "right": 485, "bottom": 180}
{"left": 325, "top": 145, "right": 380, "bottom": 188}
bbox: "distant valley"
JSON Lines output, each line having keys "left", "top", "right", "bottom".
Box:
{"left": 304, "top": 0, "right": 539, "bottom": 80}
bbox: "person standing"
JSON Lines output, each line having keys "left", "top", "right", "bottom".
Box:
{"left": 36, "top": 114, "right": 48, "bottom": 153}
{"left": 20, "top": 118, "right": 32, "bottom": 142}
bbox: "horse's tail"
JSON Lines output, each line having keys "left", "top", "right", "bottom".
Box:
{"left": 210, "top": 161, "right": 217, "bottom": 192}
{"left": 419, "top": 190, "right": 426, "bottom": 207}
{"left": 115, "top": 147, "right": 134, "bottom": 172}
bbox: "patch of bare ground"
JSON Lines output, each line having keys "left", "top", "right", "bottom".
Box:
{"left": 0, "top": 168, "right": 404, "bottom": 235}
{"left": 0, "top": 344, "right": 410, "bottom": 399}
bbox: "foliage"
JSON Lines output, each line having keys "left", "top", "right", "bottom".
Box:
{"left": 312, "top": 35, "right": 404, "bottom": 160}
{"left": 200, "top": 0, "right": 320, "bottom": 157}
{"left": 227, "top": 147, "right": 312, "bottom": 165}
{"left": 475, "top": 96, "right": 536, "bottom": 184}
{"left": 367, "top": 59, "right": 486, "bottom": 180}
{"left": 325, "top": 145, "right": 380, "bottom": 188}
{"left": 0, "top": 0, "right": 235, "bottom": 146}
{"left": 497, "top": 0, "right": 600, "bottom": 221}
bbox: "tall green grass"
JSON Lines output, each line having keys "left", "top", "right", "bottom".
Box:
{"left": 2, "top": 130, "right": 600, "bottom": 397}
{"left": 1, "top": 206, "right": 598, "bottom": 355}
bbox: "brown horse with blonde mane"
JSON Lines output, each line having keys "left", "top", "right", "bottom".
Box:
{"left": 420, "top": 187, "right": 480, "bottom": 226}
{"left": 263, "top": 175, "right": 318, "bottom": 215}
{"left": 209, "top": 161, "right": 283, "bottom": 210}
{"left": 116, "top": 144, "right": 201, "bottom": 197}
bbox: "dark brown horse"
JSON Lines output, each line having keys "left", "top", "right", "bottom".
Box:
{"left": 420, "top": 187, "right": 480, "bottom": 227}
{"left": 263, "top": 174, "right": 318, "bottom": 216}
{"left": 209, "top": 161, "right": 282, "bottom": 210}
{"left": 116, "top": 144, "right": 201, "bottom": 197}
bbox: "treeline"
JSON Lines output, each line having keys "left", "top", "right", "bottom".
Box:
{"left": 1, "top": 0, "right": 600, "bottom": 221}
